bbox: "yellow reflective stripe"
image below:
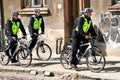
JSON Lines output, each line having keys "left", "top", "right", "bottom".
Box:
{"left": 83, "top": 17, "right": 91, "bottom": 33}
{"left": 10, "top": 17, "right": 20, "bottom": 35}
{"left": 75, "top": 26, "right": 78, "bottom": 32}
{"left": 32, "top": 15, "right": 42, "bottom": 30}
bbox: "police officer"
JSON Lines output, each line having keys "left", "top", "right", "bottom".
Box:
{"left": 28, "top": 8, "right": 44, "bottom": 51}
{"left": 5, "top": 10, "right": 27, "bottom": 63}
{"left": 70, "top": 8, "right": 97, "bottom": 69}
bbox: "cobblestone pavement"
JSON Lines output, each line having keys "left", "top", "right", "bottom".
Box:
{"left": 0, "top": 71, "right": 96, "bottom": 80}
{"left": 0, "top": 53, "right": 120, "bottom": 80}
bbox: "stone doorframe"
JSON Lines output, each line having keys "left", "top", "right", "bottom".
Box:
{"left": 63, "top": 0, "right": 91, "bottom": 44}
{"left": 63, "top": 0, "right": 79, "bottom": 43}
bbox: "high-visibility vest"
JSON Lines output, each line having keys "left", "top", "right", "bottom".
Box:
{"left": 32, "top": 15, "right": 42, "bottom": 30}
{"left": 75, "top": 16, "right": 92, "bottom": 33}
{"left": 10, "top": 17, "right": 20, "bottom": 35}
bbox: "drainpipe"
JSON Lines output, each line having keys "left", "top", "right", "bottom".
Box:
{"left": 0, "top": 0, "right": 4, "bottom": 46}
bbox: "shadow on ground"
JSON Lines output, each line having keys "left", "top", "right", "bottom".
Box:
{"left": 103, "top": 61, "right": 120, "bottom": 73}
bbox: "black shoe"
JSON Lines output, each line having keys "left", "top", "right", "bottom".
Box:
{"left": 70, "top": 64, "right": 78, "bottom": 69}
{"left": 93, "top": 59, "right": 97, "bottom": 63}
{"left": 11, "top": 59, "right": 18, "bottom": 63}
{"left": 76, "top": 60, "right": 79, "bottom": 64}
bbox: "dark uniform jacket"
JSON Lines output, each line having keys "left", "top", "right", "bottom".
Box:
{"left": 72, "top": 15, "right": 97, "bottom": 38}
{"left": 28, "top": 15, "right": 44, "bottom": 38}
{"left": 6, "top": 17, "right": 27, "bottom": 39}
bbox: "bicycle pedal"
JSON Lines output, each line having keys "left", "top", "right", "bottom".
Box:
{"left": 93, "top": 60, "right": 97, "bottom": 63}
{"left": 42, "top": 51, "right": 45, "bottom": 53}
{"left": 41, "top": 40, "right": 44, "bottom": 43}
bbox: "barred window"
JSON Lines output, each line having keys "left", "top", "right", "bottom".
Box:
{"left": 43, "top": 0, "right": 47, "bottom": 6}
{"left": 115, "top": 0, "right": 120, "bottom": 3}
{"left": 24, "top": 0, "right": 47, "bottom": 7}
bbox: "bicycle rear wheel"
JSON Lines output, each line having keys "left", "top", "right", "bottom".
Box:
{"left": 17, "top": 47, "right": 32, "bottom": 67}
{"left": 0, "top": 51, "right": 10, "bottom": 65}
{"left": 86, "top": 48, "right": 106, "bottom": 73}
{"left": 60, "top": 46, "right": 71, "bottom": 69}
{"left": 36, "top": 43, "right": 52, "bottom": 61}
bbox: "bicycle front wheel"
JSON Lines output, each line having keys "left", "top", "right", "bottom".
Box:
{"left": 17, "top": 47, "right": 32, "bottom": 67}
{"left": 36, "top": 43, "right": 52, "bottom": 61}
{"left": 86, "top": 48, "right": 106, "bottom": 73}
{"left": 60, "top": 47, "right": 71, "bottom": 69}
{"left": 0, "top": 51, "right": 10, "bottom": 65}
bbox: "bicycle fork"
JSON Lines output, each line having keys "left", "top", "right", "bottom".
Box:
{"left": 38, "top": 42, "right": 45, "bottom": 53}
{"left": 89, "top": 49, "right": 97, "bottom": 63}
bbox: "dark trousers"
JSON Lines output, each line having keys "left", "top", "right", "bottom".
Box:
{"left": 29, "top": 37, "right": 37, "bottom": 51}
{"left": 6, "top": 38, "right": 17, "bottom": 60}
{"left": 70, "top": 37, "right": 81, "bottom": 65}
{"left": 70, "top": 37, "right": 88, "bottom": 65}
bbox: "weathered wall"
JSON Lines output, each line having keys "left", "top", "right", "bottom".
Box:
{"left": 3, "top": 0, "right": 21, "bottom": 23}
{"left": 90, "top": 0, "right": 112, "bottom": 56}
{"left": 90, "top": 0, "right": 111, "bottom": 25}
{"left": 99, "top": 12, "right": 120, "bottom": 56}
{"left": 90, "top": 0, "right": 120, "bottom": 56}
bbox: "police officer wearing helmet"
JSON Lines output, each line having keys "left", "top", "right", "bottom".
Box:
{"left": 5, "top": 10, "right": 27, "bottom": 63}
{"left": 28, "top": 8, "right": 44, "bottom": 51}
{"left": 70, "top": 8, "right": 97, "bottom": 69}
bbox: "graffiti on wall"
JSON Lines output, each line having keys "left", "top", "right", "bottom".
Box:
{"left": 98, "top": 12, "right": 120, "bottom": 48}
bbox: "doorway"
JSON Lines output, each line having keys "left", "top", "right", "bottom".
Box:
{"left": 64, "top": 0, "right": 91, "bottom": 43}
{"left": 64, "top": 0, "right": 79, "bottom": 43}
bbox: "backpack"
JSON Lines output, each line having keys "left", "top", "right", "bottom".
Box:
{"left": 73, "top": 17, "right": 79, "bottom": 29}
{"left": 73, "top": 15, "right": 84, "bottom": 29}
{"left": 5, "top": 24, "right": 10, "bottom": 37}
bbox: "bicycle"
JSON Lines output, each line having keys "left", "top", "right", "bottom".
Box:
{"left": 60, "top": 38, "right": 106, "bottom": 73}
{"left": 0, "top": 37, "right": 32, "bottom": 67}
{"left": 24, "top": 34, "right": 52, "bottom": 61}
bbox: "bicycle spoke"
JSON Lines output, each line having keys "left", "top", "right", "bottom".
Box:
{"left": 17, "top": 48, "right": 32, "bottom": 67}
{"left": 86, "top": 51, "right": 106, "bottom": 73}
{"left": 0, "top": 52, "right": 10, "bottom": 65}
{"left": 60, "top": 47, "right": 72, "bottom": 69}
{"left": 37, "top": 43, "right": 52, "bottom": 61}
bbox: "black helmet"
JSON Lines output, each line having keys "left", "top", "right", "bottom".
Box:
{"left": 84, "top": 8, "right": 93, "bottom": 13}
{"left": 11, "top": 10, "right": 19, "bottom": 16}
{"left": 34, "top": 8, "right": 40, "bottom": 13}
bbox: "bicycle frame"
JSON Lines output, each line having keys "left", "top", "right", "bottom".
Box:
{"left": 8, "top": 38, "right": 26, "bottom": 59}
{"left": 80, "top": 42, "right": 92, "bottom": 56}
{"left": 25, "top": 34, "right": 44, "bottom": 50}
{"left": 36, "top": 34, "right": 44, "bottom": 46}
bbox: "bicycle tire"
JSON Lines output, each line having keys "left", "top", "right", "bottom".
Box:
{"left": 86, "top": 48, "right": 106, "bottom": 73}
{"left": 36, "top": 43, "right": 52, "bottom": 61}
{"left": 60, "top": 47, "right": 71, "bottom": 69}
{"left": 0, "top": 50, "right": 10, "bottom": 65}
{"left": 17, "top": 47, "right": 32, "bottom": 67}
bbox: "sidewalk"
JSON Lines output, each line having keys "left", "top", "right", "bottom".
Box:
{"left": 0, "top": 53, "right": 120, "bottom": 80}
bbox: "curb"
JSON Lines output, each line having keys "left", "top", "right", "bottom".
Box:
{"left": 0, "top": 68, "right": 107, "bottom": 80}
